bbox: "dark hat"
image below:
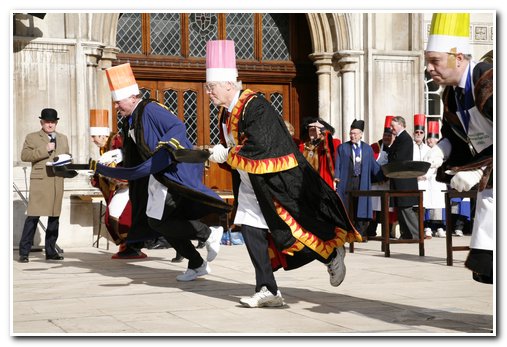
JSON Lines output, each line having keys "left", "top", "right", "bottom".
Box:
{"left": 414, "top": 114, "right": 426, "bottom": 131}
{"left": 302, "top": 117, "right": 335, "bottom": 135}
{"left": 427, "top": 120, "right": 440, "bottom": 139}
{"left": 350, "top": 119, "right": 364, "bottom": 131}
{"left": 39, "top": 108, "right": 59, "bottom": 121}
{"left": 384, "top": 115, "right": 394, "bottom": 134}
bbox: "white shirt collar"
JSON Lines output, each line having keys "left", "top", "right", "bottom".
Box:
{"left": 228, "top": 90, "right": 241, "bottom": 113}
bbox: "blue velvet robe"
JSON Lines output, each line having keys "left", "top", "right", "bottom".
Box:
{"left": 335, "top": 141, "right": 383, "bottom": 219}
{"left": 96, "top": 100, "right": 231, "bottom": 219}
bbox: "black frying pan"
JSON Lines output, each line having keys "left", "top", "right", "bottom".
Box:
{"left": 381, "top": 160, "right": 430, "bottom": 179}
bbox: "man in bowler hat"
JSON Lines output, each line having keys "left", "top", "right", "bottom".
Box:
{"left": 18, "top": 108, "right": 70, "bottom": 262}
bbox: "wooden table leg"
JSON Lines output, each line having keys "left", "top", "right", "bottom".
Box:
{"left": 382, "top": 193, "right": 390, "bottom": 257}
{"left": 445, "top": 192, "right": 453, "bottom": 266}
{"left": 418, "top": 191, "right": 425, "bottom": 257}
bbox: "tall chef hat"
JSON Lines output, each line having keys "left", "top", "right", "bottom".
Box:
{"left": 414, "top": 114, "right": 426, "bottom": 131}
{"left": 206, "top": 40, "right": 238, "bottom": 82}
{"left": 105, "top": 63, "right": 140, "bottom": 101}
{"left": 426, "top": 13, "right": 471, "bottom": 55}
{"left": 427, "top": 120, "right": 440, "bottom": 139}
{"left": 384, "top": 115, "right": 394, "bottom": 133}
{"left": 89, "top": 109, "right": 109, "bottom": 136}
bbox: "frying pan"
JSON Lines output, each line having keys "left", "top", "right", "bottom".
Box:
{"left": 381, "top": 160, "right": 430, "bottom": 179}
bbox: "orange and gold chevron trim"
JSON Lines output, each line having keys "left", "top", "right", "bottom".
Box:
{"left": 226, "top": 146, "right": 298, "bottom": 174}
{"left": 274, "top": 200, "right": 362, "bottom": 258}
{"left": 227, "top": 89, "right": 257, "bottom": 142}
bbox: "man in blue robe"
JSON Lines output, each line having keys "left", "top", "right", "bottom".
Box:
{"left": 335, "top": 119, "right": 384, "bottom": 239}
{"left": 96, "top": 63, "right": 231, "bottom": 282}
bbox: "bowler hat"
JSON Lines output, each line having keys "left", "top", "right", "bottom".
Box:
{"left": 39, "top": 108, "right": 59, "bottom": 121}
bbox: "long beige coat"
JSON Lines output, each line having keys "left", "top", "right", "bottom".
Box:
{"left": 21, "top": 130, "right": 70, "bottom": 216}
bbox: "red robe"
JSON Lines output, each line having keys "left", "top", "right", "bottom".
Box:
{"left": 299, "top": 132, "right": 341, "bottom": 188}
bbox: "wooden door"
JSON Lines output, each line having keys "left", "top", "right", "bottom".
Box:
{"left": 244, "top": 83, "right": 291, "bottom": 121}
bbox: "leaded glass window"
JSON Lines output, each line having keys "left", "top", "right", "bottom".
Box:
{"left": 226, "top": 13, "right": 254, "bottom": 59}
{"left": 189, "top": 13, "right": 218, "bottom": 57}
{"left": 262, "top": 14, "right": 290, "bottom": 61}
{"left": 150, "top": 13, "right": 181, "bottom": 56}
{"left": 209, "top": 101, "right": 220, "bottom": 145}
{"left": 270, "top": 92, "right": 284, "bottom": 117}
{"left": 116, "top": 13, "right": 142, "bottom": 54}
{"left": 163, "top": 90, "right": 178, "bottom": 115}
{"left": 184, "top": 91, "right": 198, "bottom": 144}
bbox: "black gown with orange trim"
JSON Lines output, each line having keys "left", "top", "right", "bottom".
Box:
{"left": 222, "top": 90, "right": 361, "bottom": 271}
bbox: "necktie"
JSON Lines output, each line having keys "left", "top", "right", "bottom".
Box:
{"left": 455, "top": 86, "right": 470, "bottom": 132}
{"left": 353, "top": 144, "right": 361, "bottom": 176}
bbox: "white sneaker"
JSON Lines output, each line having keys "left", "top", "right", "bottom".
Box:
{"left": 176, "top": 261, "right": 210, "bottom": 282}
{"left": 327, "top": 246, "right": 346, "bottom": 287}
{"left": 436, "top": 228, "right": 446, "bottom": 238}
{"left": 206, "top": 226, "right": 223, "bottom": 262}
{"left": 239, "top": 286, "right": 285, "bottom": 308}
{"left": 424, "top": 228, "right": 433, "bottom": 239}
{"left": 455, "top": 229, "right": 464, "bottom": 237}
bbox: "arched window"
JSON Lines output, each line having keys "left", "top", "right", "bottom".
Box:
{"left": 424, "top": 70, "right": 443, "bottom": 119}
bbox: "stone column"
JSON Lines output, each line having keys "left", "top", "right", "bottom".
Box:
{"left": 308, "top": 52, "right": 334, "bottom": 123}
{"left": 82, "top": 42, "right": 106, "bottom": 160}
{"left": 334, "top": 50, "right": 362, "bottom": 140}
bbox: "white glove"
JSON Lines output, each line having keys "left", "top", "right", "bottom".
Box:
{"left": 450, "top": 169, "right": 483, "bottom": 192}
{"left": 98, "top": 149, "right": 123, "bottom": 165}
{"left": 424, "top": 145, "right": 444, "bottom": 168}
{"left": 208, "top": 144, "right": 229, "bottom": 164}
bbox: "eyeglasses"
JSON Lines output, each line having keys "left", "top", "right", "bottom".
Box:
{"left": 414, "top": 131, "right": 424, "bottom": 134}
{"left": 205, "top": 83, "right": 217, "bottom": 92}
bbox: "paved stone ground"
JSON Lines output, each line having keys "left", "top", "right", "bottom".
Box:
{"left": 11, "top": 235, "right": 494, "bottom": 336}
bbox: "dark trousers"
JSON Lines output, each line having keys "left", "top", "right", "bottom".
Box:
{"left": 149, "top": 217, "right": 210, "bottom": 269}
{"left": 398, "top": 206, "right": 420, "bottom": 240}
{"left": 19, "top": 216, "right": 59, "bottom": 257}
{"left": 241, "top": 225, "right": 278, "bottom": 295}
{"left": 350, "top": 176, "right": 370, "bottom": 236}
{"left": 127, "top": 176, "right": 160, "bottom": 246}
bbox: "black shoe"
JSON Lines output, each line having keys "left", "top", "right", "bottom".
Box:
{"left": 196, "top": 241, "right": 206, "bottom": 249}
{"left": 171, "top": 253, "right": 184, "bottom": 263}
{"left": 152, "top": 240, "right": 171, "bottom": 249}
{"left": 18, "top": 256, "right": 29, "bottom": 263}
{"left": 112, "top": 246, "right": 147, "bottom": 259}
{"left": 46, "top": 254, "right": 64, "bottom": 260}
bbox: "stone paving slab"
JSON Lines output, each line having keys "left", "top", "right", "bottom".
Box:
{"left": 11, "top": 236, "right": 495, "bottom": 335}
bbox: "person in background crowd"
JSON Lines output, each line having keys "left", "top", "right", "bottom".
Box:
{"left": 89, "top": 109, "right": 176, "bottom": 259}
{"left": 422, "top": 120, "right": 447, "bottom": 238}
{"left": 18, "top": 108, "right": 69, "bottom": 263}
{"left": 96, "top": 63, "right": 228, "bottom": 282}
{"left": 388, "top": 116, "right": 420, "bottom": 240}
{"left": 366, "top": 115, "right": 397, "bottom": 238}
{"left": 284, "top": 120, "right": 301, "bottom": 147}
{"left": 299, "top": 117, "right": 341, "bottom": 189}
{"left": 412, "top": 114, "right": 438, "bottom": 238}
{"left": 335, "top": 119, "right": 383, "bottom": 239}
{"left": 424, "top": 13, "right": 493, "bottom": 284}
{"left": 413, "top": 114, "right": 430, "bottom": 162}
{"left": 206, "top": 40, "right": 361, "bottom": 308}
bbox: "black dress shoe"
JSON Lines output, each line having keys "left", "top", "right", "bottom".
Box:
{"left": 18, "top": 256, "right": 29, "bottom": 263}
{"left": 46, "top": 254, "right": 64, "bottom": 260}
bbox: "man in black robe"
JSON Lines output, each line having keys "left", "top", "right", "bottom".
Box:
{"left": 205, "top": 40, "right": 361, "bottom": 308}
